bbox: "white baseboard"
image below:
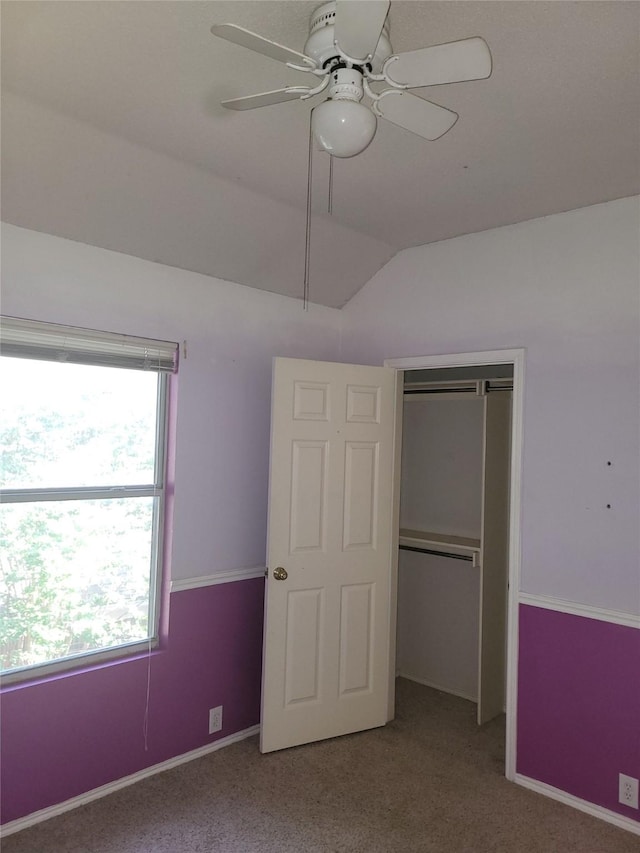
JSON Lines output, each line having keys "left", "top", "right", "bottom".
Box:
{"left": 1, "top": 724, "right": 260, "bottom": 838}
{"left": 397, "top": 671, "right": 477, "bottom": 704}
{"left": 515, "top": 773, "right": 640, "bottom": 836}
{"left": 5, "top": 729, "right": 637, "bottom": 840}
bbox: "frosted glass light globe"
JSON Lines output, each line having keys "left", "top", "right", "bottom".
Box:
{"left": 312, "top": 99, "right": 377, "bottom": 158}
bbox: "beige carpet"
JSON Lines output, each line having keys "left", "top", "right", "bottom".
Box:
{"left": 3, "top": 678, "right": 637, "bottom": 852}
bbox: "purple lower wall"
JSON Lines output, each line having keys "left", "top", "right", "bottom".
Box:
{"left": 1, "top": 578, "right": 265, "bottom": 825}
{"left": 3, "top": 594, "right": 638, "bottom": 827}
{"left": 517, "top": 604, "right": 640, "bottom": 821}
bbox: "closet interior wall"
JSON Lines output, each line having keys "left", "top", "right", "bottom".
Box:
{"left": 396, "top": 368, "right": 512, "bottom": 724}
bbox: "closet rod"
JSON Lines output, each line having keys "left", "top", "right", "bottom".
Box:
{"left": 403, "top": 387, "right": 475, "bottom": 396}
{"left": 403, "top": 384, "right": 513, "bottom": 397}
{"left": 399, "top": 544, "right": 474, "bottom": 562}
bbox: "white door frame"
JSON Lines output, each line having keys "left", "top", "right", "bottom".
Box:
{"left": 384, "top": 348, "right": 525, "bottom": 782}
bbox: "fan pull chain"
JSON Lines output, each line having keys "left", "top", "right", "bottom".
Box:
{"left": 328, "top": 155, "right": 334, "bottom": 215}
{"left": 303, "top": 109, "right": 314, "bottom": 310}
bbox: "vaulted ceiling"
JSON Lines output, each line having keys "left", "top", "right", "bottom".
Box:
{"left": 2, "top": 1, "right": 639, "bottom": 307}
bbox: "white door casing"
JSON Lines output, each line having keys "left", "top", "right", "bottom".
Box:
{"left": 260, "top": 357, "right": 398, "bottom": 754}
{"left": 386, "top": 349, "right": 525, "bottom": 782}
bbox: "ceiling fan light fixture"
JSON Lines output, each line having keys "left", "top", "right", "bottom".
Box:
{"left": 312, "top": 66, "right": 377, "bottom": 158}
{"left": 312, "top": 98, "right": 377, "bottom": 158}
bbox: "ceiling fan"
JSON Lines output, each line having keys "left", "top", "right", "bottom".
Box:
{"left": 211, "top": 0, "right": 492, "bottom": 158}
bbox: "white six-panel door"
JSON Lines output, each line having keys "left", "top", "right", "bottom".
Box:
{"left": 260, "top": 357, "right": 398, "bottom": 753}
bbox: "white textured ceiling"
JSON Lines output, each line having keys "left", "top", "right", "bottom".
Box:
{"left": 2, "top": 1, "right": 639, "bottom": 307}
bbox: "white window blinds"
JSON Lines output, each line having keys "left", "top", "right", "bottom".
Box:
{"left": 0, "top": 316, "right": 178, "bottom": 373}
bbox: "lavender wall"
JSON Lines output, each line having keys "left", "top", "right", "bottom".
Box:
{"left": 340, "top": 198, "right": 640, "bottom": 821}
{"left": 518, "top": 605, "right": 640, "bottom": 821}
{"left": 1, "top": 580, "right": 264, "bottom": 824}
{"left": 0, "top": 224, "right": 341, "bottom": 827}
{"left": 2, "top": 207, "right": 639, "bottom": 828}
{"left": 341, "top": 198, "right": 640, "bottom": 614}
{"left": 1, "top": 223, "right": 342, "bottom": 584}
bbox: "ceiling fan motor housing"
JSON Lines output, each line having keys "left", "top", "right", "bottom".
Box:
{"left": 329, "top": 67, "right": 365, "bottom": 102}
{"left": 304, "top": 1, "right": 392, "bottom": 72}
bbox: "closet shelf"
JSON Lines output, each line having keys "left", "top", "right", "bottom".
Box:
{"left": 399, "top": 528, "right": 481, "bottom": 565}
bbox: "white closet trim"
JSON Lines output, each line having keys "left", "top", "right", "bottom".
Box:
{"left": 385, "top": 348, "right": 525, "bottom": 783}
{"left": 387, "top": 349, "right": 523, "bottom": 371}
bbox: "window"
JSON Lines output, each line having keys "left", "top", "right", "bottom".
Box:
{"left": 0, "top": 317, "right": 177, "bottom": 682}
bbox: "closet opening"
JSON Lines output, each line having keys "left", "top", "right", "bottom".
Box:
{"left": 386, "top": 351, "right": 524, "bottom": 781}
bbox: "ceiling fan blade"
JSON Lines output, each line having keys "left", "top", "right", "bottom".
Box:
{"left": 334, "top": 0, "right": 390, "bottom": 61}
{"left": 211, "top": 23, "right": 316, "bottom": 68}
{"left": 222, "top": 88, "right": 307, "bottom": 111}
{"left": 385, "top": 37, "right": 492, "bottom": 88}
{"left": 376, "top": 92, "right": 458, "bottom": 140}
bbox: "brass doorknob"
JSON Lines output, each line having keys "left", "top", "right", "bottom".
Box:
{"left": 273, "top": 566, "right": 288, "bottom": 580}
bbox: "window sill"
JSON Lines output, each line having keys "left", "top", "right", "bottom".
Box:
{"left": 0, "top": 642, "right": 164, "bottom": 692}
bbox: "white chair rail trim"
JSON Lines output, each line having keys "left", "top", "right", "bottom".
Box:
{"left": 519, "top": 592, "right": 639, "bottom": 629}
{"left": 170, "top": 566, "right": 266, "bottom": 593}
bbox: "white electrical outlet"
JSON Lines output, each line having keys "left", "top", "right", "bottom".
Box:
{"left": 208, "top": 705, "right": 223, "bottom": 735}
{"left": 618, "top": 773, "right": 639, "bottom": 809}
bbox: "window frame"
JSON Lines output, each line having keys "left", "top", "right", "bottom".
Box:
{"left": 0, "top": 317, "right": 176, "bottom": 685}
